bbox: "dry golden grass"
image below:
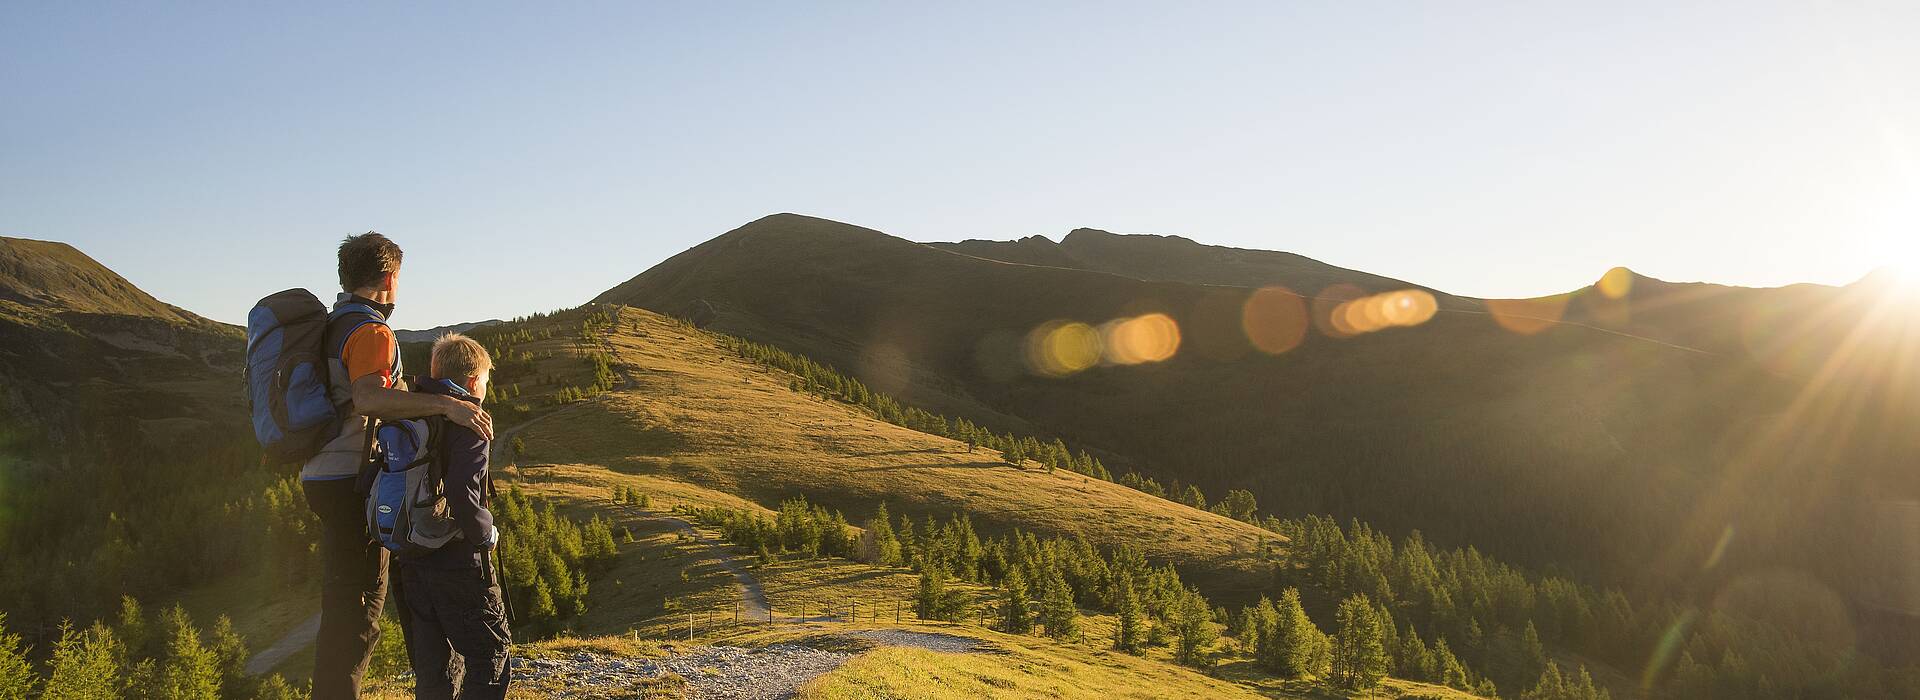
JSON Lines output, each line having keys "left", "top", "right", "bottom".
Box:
{"left": 793, "top": 628, "right": 1264, "bottom": 700}
{"left": 509, "top": 306, "right": 1281, "bottom": 600}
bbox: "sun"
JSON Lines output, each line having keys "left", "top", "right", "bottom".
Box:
{"left": 1885, "top": 261, "right": 1920, "bottom": 296}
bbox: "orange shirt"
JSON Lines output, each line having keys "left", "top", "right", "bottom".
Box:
{"left": 340, "top": 323, "right": 397, "bottom": 388}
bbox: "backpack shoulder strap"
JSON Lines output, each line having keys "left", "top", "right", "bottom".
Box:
{"left": 423, "top": 416, "right": 449, "bottom": 487}
{"left": 327, "top": 303, "right": 390, "bottom": 360}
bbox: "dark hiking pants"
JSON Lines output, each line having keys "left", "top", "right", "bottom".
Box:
{"left": 305, "top": 478, "right": 396, "bottom": 700}
{"left": 398, "top": 559, "right": 512, "bottom": 700}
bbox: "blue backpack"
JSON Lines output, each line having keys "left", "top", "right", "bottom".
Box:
{"left": 367, "top": 417, "right": 463, "bottom": 556}
{"left": 244, "top": 289, "right": 385, "bottom": 463}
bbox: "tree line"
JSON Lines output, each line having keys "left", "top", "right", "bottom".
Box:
{"left": 0, "top": 599, "right": 306, "bottom": 700}
{"left": 492, "top": 483, "right": 620, "bottom": 635}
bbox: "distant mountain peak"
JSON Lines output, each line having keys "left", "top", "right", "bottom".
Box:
{"left": 0, "top": 235, "right": 203, "bottom": 323}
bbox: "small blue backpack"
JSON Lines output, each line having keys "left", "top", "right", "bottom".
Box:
{"left": 243, "top": 289, "right": 383, "bottom": 463}
{"left": 367, "top": 417, "right": 463, "bottom": 556}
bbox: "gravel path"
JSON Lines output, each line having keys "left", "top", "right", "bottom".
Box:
{"left": 844, "top": 629, "right": 985, "bottom": 653}
{"left": 516, "top": 629, "right": 989, "bottom": 699}
{"left": 243, "top": 614, "right": 319, "bottom": 675}
{"left": 517, "top": 644, "right": 855, "bottom": 699}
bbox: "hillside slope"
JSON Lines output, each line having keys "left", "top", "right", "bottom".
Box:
{"left": 595, "top": 214, "right": 1920, "bottom": 603}
{"left": 506, "top": 305, "right": 1279, "bottom": 598}
{"left": 0, "top": 236, "right": 257, "bottom": 636}
{"left": 0, "top": 235, "right": 243, "bottom": 443}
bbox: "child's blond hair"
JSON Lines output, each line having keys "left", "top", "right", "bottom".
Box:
{"left": 431, "top": 332, "right": 493, "bottom": 380}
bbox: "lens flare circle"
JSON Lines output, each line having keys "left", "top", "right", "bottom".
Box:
{"left": 1024, "top": 320, "right": 1103, "bottom": 377}
{"left": 1103, "top": 313, "right": 1181, "bottom": 365}
{"left": 1242, "top": 286, "right": 1309, "bottom": 354}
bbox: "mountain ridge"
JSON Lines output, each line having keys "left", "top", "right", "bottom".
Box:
{"left": 595, "top": 213, "right": 1920, "bottom": 606}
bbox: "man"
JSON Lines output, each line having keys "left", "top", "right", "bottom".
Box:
{"left": 303, "top": 232, "right": 494, "bottom": 699}
{"left": 397, "top": 333, "right": 512, "bottom": 699}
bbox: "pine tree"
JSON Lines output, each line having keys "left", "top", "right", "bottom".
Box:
{"left": 206, "top": 616, "right": 249, "bottom": 698}
{"left": 1331, "top": 594, "right": 1388, "bottom": 690}
{"left": 529, "top": 576, "right": 559, "bottom": 621}
{"left": 896, "top": 514, "right": 918, "bottom": 565}
{"left": 1114, "top": 577, "right": 1145, "bottom": 654}
{"left": 866, "top": 504, "right": 901, "bottom": 566}
{"left": 1244, "top": 598, "right": 1278, "bottom": 667}
{"left": 1523, "top": 662, "right": 1611, "bottom": 700}
{"left": 157, "top": 606, "right": 220, "bottom": 700}
{"left": 0, "top": 613, "right": 36, "bottom": 700}
{"left": 1268, "top": 588, "right": 1317, "bottom": 677}
{"left": 916, "top": 568, "right": 951, "bottom": 622}
{"left": 1398, "top": 624, "right": 1435, "bottom": 681}
{"left": 114, "top": 596, "right": 150, "bottom": 661}
{"left": 586, "top": 516, "right": 619, "bottom": 558}
{"left": 123, "top": 659, "right": 158, "bottom": 700}
{"left": 250, "top": 674, "right": 307, "bottom": 700}
{"left": 1521, "top": 620, "right": 1549, "bottom": 683}
{"left": 1524, "top": 662, "right": 1567, "bottom": 700}
{"left": 1002, "top": 570, "right": 1033, "bottom": 634}
{"left": 1039, "top": 573, "right": 1079, "bottom": 640}
{"left": 1180, "top": 485, "right": 1207, "bottom": 510}
{"left": 1171, "top": 588, "right": 1217, "bottom": 666}
{"left": 1434, "top": 637, "right": 1469, "bottom": 690}
{"left": 1220, "top": 489, "right": 1258, "bottom": 521}
{"left": 1375, "top": 603, "right": 1399, "bottom": 675}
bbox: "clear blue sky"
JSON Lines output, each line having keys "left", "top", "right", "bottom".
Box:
{"left": 4, "top": 2, "right": 1915, "bottom": 328}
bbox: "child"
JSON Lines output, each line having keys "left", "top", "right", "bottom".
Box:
{"left": 396, "top": 332, "right": 511, "bottom": 700}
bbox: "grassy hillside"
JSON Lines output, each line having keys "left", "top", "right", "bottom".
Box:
{"left": 0, "top": 237, "right": 258, "bottom": 638}
{"left": 593, "top": 214, "right": 1920, "bottom": 604}
{"left": 500, "top": 305, "right": 1279, "bottom": 598}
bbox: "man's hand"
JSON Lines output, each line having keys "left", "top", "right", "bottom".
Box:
{"left": 444, "top": 397, "right": 495, "bottom": 440}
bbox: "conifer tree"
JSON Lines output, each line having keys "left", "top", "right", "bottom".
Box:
{"left": 1001, "top": 570, "right": 1033, "bottom": 634}
{"left": 529, "top": 577, "right": 559, "bottom": 621}
{"left": 0, "top": 613, "right": 36, "bottom": 700}
{"left": 915, "top": 567, "right": 938, "bottom": 619}
{"left": 206, "top": 616, "right": 249, "bottom": 698}
{"left": 1171, "top": 588, "right": 1217, "bottom": 666}
{"left": 1039, "top": 573, "right": 1079, "bottom": 640}
{"left": 124, "top": 659, "right": 158, "bottom": 700}
{"left": 44, "top": 621, "right": 123, "bottom": 698}
{"left": 251, "top": 674, "right": 306, "bottom": 700}
{"left": 1268, "top": 588, "right": 1317, "bottom": 677}
{"left": 1398, "top": 624, "right": 1435, "bottom": 681}
{"left": 1525, "top": 662, "right": 1567, "bottom": 700}
{"left": 1434, "top": 637, "right": 1469, "bottom": 690}
{"left": 1521, "top": 620, "right": 1549, "bottom": 683}
{"left": 1522, "top": 662, "right": 1610, "bottom": 700}
{"left": 1220, "top": 489, "right": 1258, "bottom": 521}
{"left": 1113, "top": 577, "right": 1145, "bottom": 654}
{"left": 1375, "top": 603, "right": 1399, "bottom": 675}
{"left": 114, "top": 596, "right": 150, "bottom": 662}
{"left": 1331, "top": 594, "right": 1388, "bottom": 690}
{"left": 896, "top": 514, "right": 917, "bottom": 565}
{"left": 866, "top": 503, "right": 901, "bottom": 566}
{"left": 1244, "top": 597, "right": 1278, "bottom": 665}
{"left": 157, "top": 606, "right": 220, "bottom": 700}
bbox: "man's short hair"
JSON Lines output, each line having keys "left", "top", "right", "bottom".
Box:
{"left": 431, "top": 333, "right": 493, "bottom": 380}
{"left": 338, "top": 232, "right": 404, "bottom": 292}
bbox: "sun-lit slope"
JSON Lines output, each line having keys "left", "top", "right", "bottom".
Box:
{"left": 795, "top": 634, "right": 1271, "bottom": 700}
{"left": 589, "top": 213, "right": 1920, "bottom": 603}
{"left": 0, "top": 235, "right": 209, "bottom": 323}
{"left": 506, "top": 306, "right": 1278, "bottom": 598}
{"left": 933, "top": 227, "right": 1472, "bottom": 310}
{"left": 0, "top": 236, "right": 243, "bottom": 443}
